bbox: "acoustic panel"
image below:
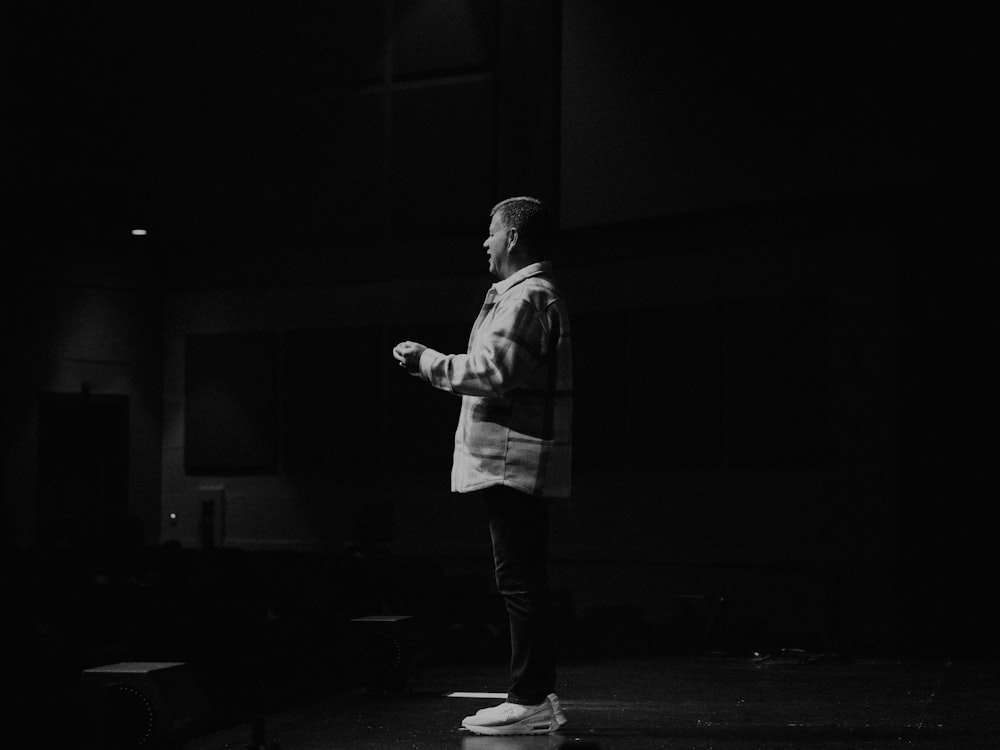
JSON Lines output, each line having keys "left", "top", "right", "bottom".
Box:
{"left": 281, "top": 91, "right": 384, "bottom": 244}
{"left": 185, "top": 332, "right": 280, "bottom": 475}
{"left": 392, "top": 0, "right": 496, "bottom": 77}
{"left": 391, "top": 78, "right": 496, "bottom": 238}
{"left": 281, "top": 326, "right": 383, "bottom": 476}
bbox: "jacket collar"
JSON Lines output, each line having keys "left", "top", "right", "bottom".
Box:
{"left": 491, "top": 261, "right": 552, "bottom": 296}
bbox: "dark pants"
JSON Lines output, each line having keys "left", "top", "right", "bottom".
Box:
{"left": 483, "top": 485, "right": 555, "bottom": 705}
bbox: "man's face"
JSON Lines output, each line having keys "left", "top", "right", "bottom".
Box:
{"left": 483, "top": 212, "right": 511, "bottom": 279}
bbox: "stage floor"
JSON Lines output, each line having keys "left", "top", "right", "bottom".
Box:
{"left": 184, "top": 655, "right": 999, "bottom": 749}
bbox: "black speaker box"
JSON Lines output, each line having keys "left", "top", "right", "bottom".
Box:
{"left": 81, "top": 662, "right": 211, "bottom": 749}
{"left": 350, "top": 615, "right": 421, "bottom": 691}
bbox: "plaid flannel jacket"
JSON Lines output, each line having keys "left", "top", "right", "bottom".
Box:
{"left": 418, "top": 262, "right": 572, "bottom": 497}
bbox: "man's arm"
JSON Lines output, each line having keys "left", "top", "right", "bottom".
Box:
{"left": 416, "top": 298, "right": 548, "bottom": 398}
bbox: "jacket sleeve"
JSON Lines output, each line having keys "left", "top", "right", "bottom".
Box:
{"left": 418, "top": 297, "right": 549, "bottom": 398}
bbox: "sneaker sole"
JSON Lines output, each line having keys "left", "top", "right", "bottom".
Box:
{"left": 462, "top": 717, "right": 565, "bottom": 736}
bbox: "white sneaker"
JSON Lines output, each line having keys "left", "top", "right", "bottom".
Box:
{"left": 461, "top": 693, "right": 567, "bottom": 736}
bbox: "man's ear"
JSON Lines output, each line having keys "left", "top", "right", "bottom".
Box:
{"left": 506, "top": 227, "right": 519, "bottom": 253}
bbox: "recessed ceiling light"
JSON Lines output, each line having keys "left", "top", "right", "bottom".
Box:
{"left": 131, "top": 228, "right": 148, "bottom": 236}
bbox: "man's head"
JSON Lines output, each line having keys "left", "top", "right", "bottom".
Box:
{"left": 483, "top": 196, "right": 554, "bottom": 279}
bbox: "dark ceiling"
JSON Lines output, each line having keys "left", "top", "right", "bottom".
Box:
{"left": 4, "top": 4, "right": 979, "bottom": 290}
{"left": 7, "top": 4, "right": 408, "bottom": 287}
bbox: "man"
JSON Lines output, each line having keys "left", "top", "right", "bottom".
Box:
{"left": 393, "top": 196, "right": 571, "bottom": 736}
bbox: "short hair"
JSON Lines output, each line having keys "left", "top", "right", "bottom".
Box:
{"left": 490, "top": 196, "right": 555, "bottom": 257}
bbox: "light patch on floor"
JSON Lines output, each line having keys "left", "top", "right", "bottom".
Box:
{"left": 446, "top": 692, "right": 508, "bottom": 699}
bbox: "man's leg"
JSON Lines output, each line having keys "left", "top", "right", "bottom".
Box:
{"left": 484, "top": 485, "right": 555, "bottom": 705}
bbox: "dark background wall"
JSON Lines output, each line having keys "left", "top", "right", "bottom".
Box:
{"left": 2, "top": 0, "right": 985, "bottom": 678}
